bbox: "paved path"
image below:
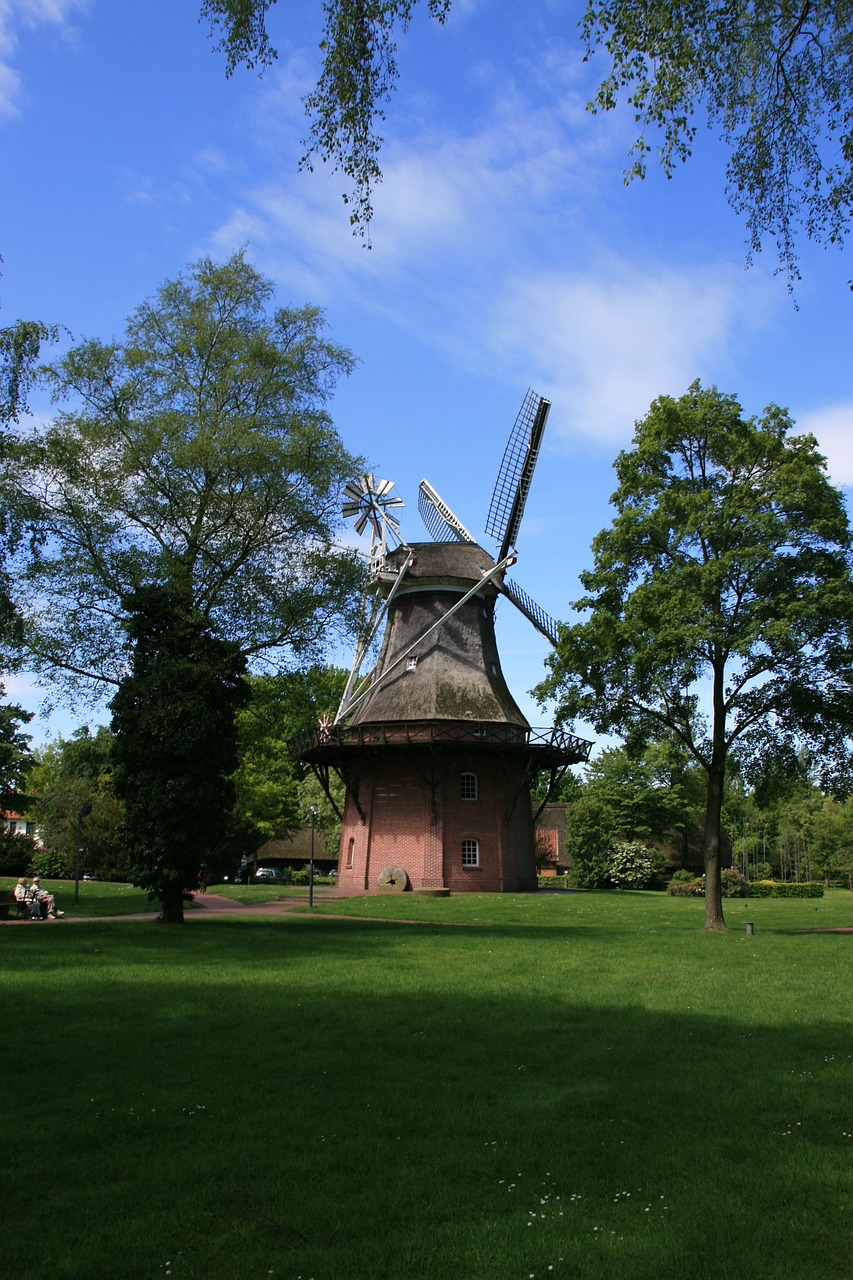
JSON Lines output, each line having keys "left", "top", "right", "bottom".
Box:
{"left": 2, "top": 892, "right": 335, "bottom": 924}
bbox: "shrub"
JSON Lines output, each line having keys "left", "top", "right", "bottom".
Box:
{"left": 747, "top": 880, "right": 824, "bottom": 898}
{"left": 721, "top": 868, "right": 748, "bottom": 898}
{"left": 667, "top": 876, "right": 706, "bottom": 897}
{"left": 292, "top": 867, "right": 310, "bottom": 885}
{"left": 0, "top": 830, "right": 35, "bottom": 876}
{"left": 30, "top": 848, "right": 75, "bottom": 879}
{"left": 669, "top": 868, "right": 696, "bottom": 885}
{"left": 607, "top": 840, "right": 658, "bottom": 890}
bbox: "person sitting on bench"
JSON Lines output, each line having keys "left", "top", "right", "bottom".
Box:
{"left": 14, "top": 878, "right": 42, "bottom": 919}
{"left": 30, "top": 877, "right": 63, "bottom": 918}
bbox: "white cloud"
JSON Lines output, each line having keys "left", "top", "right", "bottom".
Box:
{"left": 796, "top": 404, "right": 853, "bottom": 488}
{"left": 0, "top": 0, "right": 89, "bottom": 117}
{"left": 485, "top": 260, "right": 774, "bottom": 447}
{"left": 207, "top": 39, "right": 779, "bottom": 458}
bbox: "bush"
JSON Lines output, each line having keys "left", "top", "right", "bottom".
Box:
{"left": 292, "top": 867, "right": 310, "bottom": 885}
{"left": 30, "top": 848, "right": 75, "bottom": 879}
{"left": 721, "top": 868, "right": 748, "bottom": 898}
{"left": 0, "top": 831, "right": 35, "bottom": 876}
{"left": 669, "top": 868, "right": 696, "bottom": 885}
{"left": 667, "top": 876, "right": 706, "bottom": 897}
{"left": 607, "top": 840, "right": 658, "bottom": 890}
{"left": 747, "top": 880, "right": 824, "bottom": 898}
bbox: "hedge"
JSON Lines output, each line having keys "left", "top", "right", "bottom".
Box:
{"left": 745, "top": 880, "right": 824, "bottom": 898}
{"left": 668, "top": 877, "right": 824, "bottom": 899}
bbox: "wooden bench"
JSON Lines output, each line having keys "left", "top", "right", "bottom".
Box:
{"left": 0, "top": 889, "right": 38, "bottom": 920}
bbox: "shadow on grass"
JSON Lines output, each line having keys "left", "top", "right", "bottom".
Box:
{"left": 3, "top": 919, "right": 851, "bottom": 1280}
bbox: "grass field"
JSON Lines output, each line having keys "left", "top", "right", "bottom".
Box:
{"left": 2, "top": 889, "right": 851, "bottom": 1279}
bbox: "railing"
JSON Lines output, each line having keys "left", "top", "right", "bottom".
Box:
{"left": 291, "top": 719, "right": 592, "bottom": 762}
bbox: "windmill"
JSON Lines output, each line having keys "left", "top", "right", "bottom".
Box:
{"left": 294, "top": 390, "right": 591, "bottom": 894}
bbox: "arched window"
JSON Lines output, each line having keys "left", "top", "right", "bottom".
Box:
{"left": 460, "top": 773, "right": 478, "bottom": 801}
{"left": 462, "top": 839, "right": 479, "bottom": 867}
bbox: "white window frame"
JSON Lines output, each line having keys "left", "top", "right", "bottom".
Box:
{"left": 461, "top": 839, "right": 479, "bottom": 867}
{"left": 460, "top": 772, "right": 478, "bottom": 801}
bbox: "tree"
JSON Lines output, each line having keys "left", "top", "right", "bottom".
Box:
{"left": 109, "top": 583, "right": 249, "bottom": 923}
{"left": 536, "top": 381, "right": 853, "bottom": 930}
{"left": 28, "top": 726, "right": 126, "bottom": 881}
{"left": 200, "top": 2, "right": 853, "bottom": 278}
{"left": 11, "top": 251, "right": 362, "bottom": 702}
{"left": 232, "top": 665, "right": 347, "bottom": 856}
{"left": 0, "top": 685, "right": 35, "bottom": 875}
{"left": 1, "top": 271, "right": 57, "bottom": 654}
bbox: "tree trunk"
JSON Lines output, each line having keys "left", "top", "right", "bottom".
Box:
{"left": 702, "top": 762, "right": 726, "bottom": 930}
{"left": 703, "top": 653, "right": 728, "bottom": 931}
{"left": 158, "top": 885, "right": 185, "bottom": 923}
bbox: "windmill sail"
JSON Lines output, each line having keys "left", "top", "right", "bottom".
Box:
{"left": 502, "top": 577, "right": 561, "bottom": 648}
{"left": 485, "top": 390, "right": 551, "bottom": 562}
{"left": 418, "top": 479, "right": 477, "bottom": 544}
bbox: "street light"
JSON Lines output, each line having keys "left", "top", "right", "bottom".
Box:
{"left": 308, "top": 805, "right": 318, "bottom": 909}
{"left": 75, "top": 802, "right": 93, "bottom": 904}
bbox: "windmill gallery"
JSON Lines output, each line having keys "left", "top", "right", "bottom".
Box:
{"left": 292, "top": 391, "right": 591, "bottom": 893}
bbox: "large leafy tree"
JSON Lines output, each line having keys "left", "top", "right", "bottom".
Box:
{"left": 536, "top": 381, "right": 853, "bottom": 930}
{"left": 11, "top": 251, "right": 362, "bottom": 700}
{"left": 110, "top": 583, "right": 249, "bottom": 923}
{"left": 201, "top": 2, "right": 853, "bottom": 278}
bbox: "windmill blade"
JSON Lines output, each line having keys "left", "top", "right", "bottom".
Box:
{"left": 502, "top": 576, "right": 562, "bottom": 648}
{"left": 418, "top": 479, "right": 477, "bottom": 544}
{"left": 485, "top": 390, "right": 551, "bottom": 563}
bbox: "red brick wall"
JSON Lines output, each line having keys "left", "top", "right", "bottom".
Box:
{"left": 335, "top": 748, "right": 537, "bottom": 893}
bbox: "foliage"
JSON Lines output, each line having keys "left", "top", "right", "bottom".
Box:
{"left": 30, "top": 846, "right": 74, "bottom": 879}
{"left": 582, "top": 0, "right": 853, "bottom": 286}
{"left": 299, "top": 0, "right": 451, "bottom": 238}
{"left": 668, "top": 873, "right": 824, "bottom": 897}
{"left": 747, "top": 878, "right": 824, "bottom": 897}
{"left": 584, "top": 740, "right": 700, "bottom": 841}
{"left": 0, "top": 683, "right": 33, "bottom": 805}
{"left": 200, "top": 3, "right": 853, "bottom": 277}
{"left": 607, "top": 838, "right": 666, "bottom": 889}
{"left": 109, "top": 583, "right": 249, "bottom": 922}
{"left": 232, "top": 666, "right": 347, "bottom": 855}
{"left": 669, "top": 868, "right": 697, "bottom": 884}
{"left": 538, "top": 381, "right": 853, "bottom": 930}
{"left": 0, "top": 828, "right": 36, "bottom": 875}
{"left": 201, "top": 0, "right": 279, "bottom": 74}
{"left": 0, "top": 297, "right": 58, "bottom": 654}
{"left": 11, "top": 251, "right": 362, "bottom": 702}
{"left": 667, "top": 875, "right": 706, "bottom": 896}
{"left": 29, "top": 726, "right": 127, "bottom": 881}
{"left": 721, "top": 866, "right": 748, "bottom": 897}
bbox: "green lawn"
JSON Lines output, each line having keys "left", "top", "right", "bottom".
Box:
{"left": 2, "top": 890, "right": 851, "bottom": 1279}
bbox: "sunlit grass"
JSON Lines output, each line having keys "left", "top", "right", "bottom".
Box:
{"left": 2, "top": 891, "right": 851, "bottom": 1278}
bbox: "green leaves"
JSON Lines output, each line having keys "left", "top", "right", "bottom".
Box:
{"left": 11, "top": 251, "right": 363, "bottom": 697}
{"left": 538, "top": 380, "right": 853, "bottom": 926}
{"left": 583, "top": 0, "right": 853, "bottom": 284}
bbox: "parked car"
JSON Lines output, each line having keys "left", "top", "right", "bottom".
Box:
{"left": 253, "top": 867, "right": 283, "bottom": 882}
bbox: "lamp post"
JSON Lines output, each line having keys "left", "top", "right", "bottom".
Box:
{"left": 75, "top": 802, "right": 93, "bottom": 904}
{"left": 308, "top": 805, "right": 317, "bottom": 909}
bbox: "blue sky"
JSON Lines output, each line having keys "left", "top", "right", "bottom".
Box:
{"left": 2, "top": 0, "right": 851, "bottom": 745}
